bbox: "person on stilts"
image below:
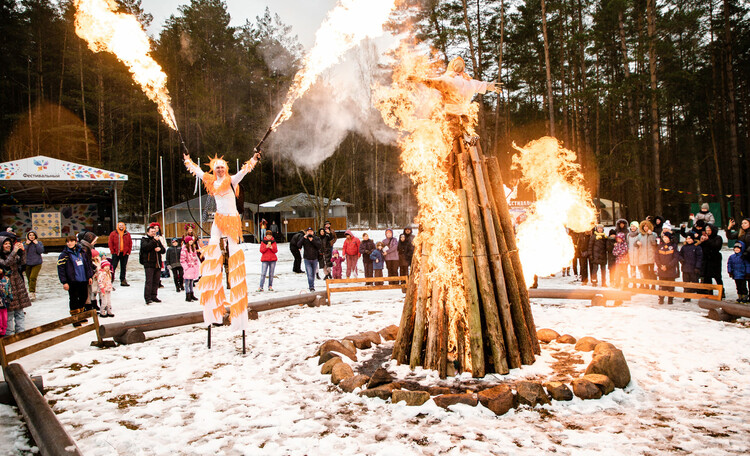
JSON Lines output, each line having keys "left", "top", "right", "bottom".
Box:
{"left": 183, "top": 152, "right": 260, "bottom": 330}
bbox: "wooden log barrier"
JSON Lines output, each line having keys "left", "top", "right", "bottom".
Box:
{"left": 100, "top": 292, "right": 328, "bottom": 341}
{"left": 0, "top": 376, "right": 43, "bottom": 406}
{"left": 3, "top": 363, "right": 82, "bottom": 456}
{"left": 698, "top": 298, "right": 750, "bottom": 319}
{"left": 528, "top": 288, "right": 633, "bottom": 303}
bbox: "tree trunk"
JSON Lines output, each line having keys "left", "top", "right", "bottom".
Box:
{"left": 78, "top": 40, "right": 90, "bottom": 162}
{"left": 647, "top": 0, "right": 661, "bottom": 215}
{"left": 541, "top": 0, "right": 555, "bottom": 137}
{"left": 723, "top": 0, "right": 741, "bottom": 217}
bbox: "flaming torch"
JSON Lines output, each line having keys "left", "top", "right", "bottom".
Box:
{"left": 253, "top": 0, "right": 397, "bottom": 152}
{"left": 74, "top": 0, "right": 179, "bottom": 135}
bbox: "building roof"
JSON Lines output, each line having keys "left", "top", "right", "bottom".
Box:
{"left": 0, "top": 155, "right": 127, "bottom": 204}
{"left": 152, "top": 195, "right": 259, "bottom": 216}
{"left": 259, "top": 193, "right": 352, "bottom": 212}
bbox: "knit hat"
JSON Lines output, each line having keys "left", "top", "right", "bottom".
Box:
{"left": 734, "top": 243, "right": 743, "bottom": 250}
{"left": 701, "top": 203, "right": 710, "bottom": 211}
{"left": 101, "top": 259, "right": 111, "bottom": 269}
{"left": 695, "top": 219, "right": 706, "bottom": 229}
{"left": 662, "top": 221, "right": 674, "bottom": 232}
{"left": 83, "top": 231, "right": 96, "bottom": 243}
{"left": 184, "top": 236, "right": 193, "bottom": 243}
{"left": 630, "top": 221, "right": 639, "bottom": 229}
{"left": 332, "top": 249, "right": 339, "bottom": 256}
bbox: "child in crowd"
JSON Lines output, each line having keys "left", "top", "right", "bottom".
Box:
{"left": 57, "top": 235, "right": 93, "bottom": 327}
{"left": 679, "top": 233, "right": 703, "bottom": 301}
{"left": 90, "top": 253, "right": 102, "bottom": 311}
{"left": 166, "top": 238, "right": 184, "bottom": 292}
{"left": 727, "top": 241, "right": 749, "bottom": 303}
{"left": 655, "top": 232, "right": 679, "bottom": 304}
{"left": 611, "top": 233, "right": 629, "bottom": 288}
{"left": 370, "top": 242, "right": 385, "bottom": 278}
{"left": 0, "top": 269, "right": 10, "bottom": 336}
{"left": 331, "top": 249, "right": 344, "bottom": 280}
{"left": 180, "top": 236, "right": 200, "bottom": 302}
{"left": 97, "top": 258, "right": 114, "bottom": 317}
{"left": 258, "top": 231, "right": 277, "bottom": 292}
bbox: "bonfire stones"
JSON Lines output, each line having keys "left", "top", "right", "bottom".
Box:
{"left": 343, "top": 334, "right": 372, "bottom": 350}
{"left": 319, "top": 351, "right": 341, "bottom": 365}
{"left": 571, "top": 378, "right": 602, "bottom": 400}
{"left": 575, "top": 336, "right": 601, "bottom": 352}
{"left": 319, "top": 340, "right": 357, "bottom": 361}
{"left": 379, "top": 325, "right": 399, "bottom": 341}
{"left": 341, "top": 339, "right": 356, "bottom": 353}
{"left": 359, "top": 383, "right": 396, "bottom": 400}
{"left": 544, "top": 381, "right": 574, "bottom": 401}
{"left": 515, "top": 381, "right": 550, "bottom": 407}
{"left": 556, "top": 334, "right": 577, "bottom": 344}
{"left": 331, "top": 363, "right": 354, "bottom": 385}
{"left": 367, "top": 368, "right": 393, "bottom": 389}
{"left": 361, "top": 331, "right": 382, "bottom": 345}
{"left": 477, "top": 384, "right": 514, "bottom": 415}
{"left": 339, "top": 375, "right": 370, "bottom": 393}
{"left": 537, "top": 328, "right": 560, "bottom": 343}
{"left": 583, "top": 374, "right": 615, "bottom": 395}
{"left": 585, "top": 346, "right": 631, "bottom": 389}
{"left": 321, "top": 357, "right": 343, "bottom": 374}
{"left": 392, "top": 390, "right": 430, "bottom": 406}
{"left": 433, "top": 393, "right": 478, "bottom": 409}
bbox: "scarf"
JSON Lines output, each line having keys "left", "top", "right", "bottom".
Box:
{"left": 117, "top": 226, "right": 126, "bottom": 253}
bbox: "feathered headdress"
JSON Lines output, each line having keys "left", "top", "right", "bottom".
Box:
{"left": 207, "top": 155, "right": 228, "bottom": 172}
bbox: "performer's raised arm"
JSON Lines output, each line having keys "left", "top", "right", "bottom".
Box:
{"left": 183, "top": 153, "right": 204, "bottom": 180}
{"left": 231, "top": 152, "right": 261, "bottom": 187}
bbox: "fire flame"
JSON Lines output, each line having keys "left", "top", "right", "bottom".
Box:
{"left": 74, "top": 0, "right": 178, "bottom": 130}
{"left": 512, "top": 137, "right": 596, "bottom": 285}
{"left": 373, "top": 45, "right": 468, "bottom": 366}
{"left": 271, "top": 0, "right": 397, "bottom": 131}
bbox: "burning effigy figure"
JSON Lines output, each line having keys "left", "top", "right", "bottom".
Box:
{"left": 409, "top": 56, "right": 501, "bottom": 187}
{"left": 183, "top": 152, "right": 260, "bottom": 330}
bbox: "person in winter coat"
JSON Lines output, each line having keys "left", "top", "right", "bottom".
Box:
{"left": 108, "top": 222, "right": 132, "bottom": 286}
{"left": 180, "top": 236, "right": 200, "bottom": 302}
{"left": 370, "top": 242, "right": 386, "bottom": 278}
{"left": 679, "top": 232, "right": 703, "bottom": 301}
{"left": 359, "top": 233, "right": 376, "bottom": 283}
{"left": 568, "top": 230, "right": 580, "bottom": 279}
{"left": 588, "top": 225, "right": 608, "bottom": 286}
{"left": 140, "top": 225, "right": 164, "bottom": 304}
{"left": 97, "top": 259, "right": 114, "bottom": 317}
{"left": 0, "top": 269, "right": 11, "bottom": 336}
{"left": 652, "top": 216, "right": 665, "bottom": 237}
{"left": 655, "top": 233, "right": 680, "bottom": 304}
{"left": 694, "top": 203, "right": 716, "bottom": 226}
{"left": 258, "top": 231, "right": 278, "bottom": 291}
{"left": 726, "top": 218, "right": 750, "bottom": 261}
{"left": 626, "top": 221, "right": 640, "bottom": 279}
{"left": 290, "top": 230, "right": 305, "bottom": 274}
{"left": 635, "top": 220, "right": 658, "bottom": 285}
{"left": 298, "top": 227, "right": 322, "bottom": 292}
{"left": 259, "top": 219, "right": 268, "bottom": 241}
{"left": 698, "top": 223, "right": 724, "bottom": 296}
{"left": 0, "top": 234, "right": 31, "bottom": 334}
{"left": 397, "top": 232, "right": 415, "bottom": 279}
{"left": 331, "top": 249, "right": 344, "bottom": 280}
{"left": 576, "top": 230, "right": 592, "bottom": 284}
{"left": 382, "top": 229, "right": 400, "bottom": 285}
{"left": 57, "top": 235, "right": 92, "bottom": 327}
{"left": 614, "top": 219, "right": 629, "bottom": 236}
{"left": 342, "top": 230, "right": 361, "bottom": 278}
{"left": 606, "top": 229, "right": 617, "bottom": 279}
{"left": 727, "top": 241, "right": 749, "bottom": 302}
{"left": 78, "top": 231, "right": 98, "bottom": 307}
{"left": 23, "top": 230, "right": 44, "bottom": 300}
{"left": 166, "top": 238, "right": 184, "bottom": 292}
{"left": 611, "top": 233, "right": 629, "bottom": 288}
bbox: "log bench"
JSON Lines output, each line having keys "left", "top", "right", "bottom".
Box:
{"left": 528, "top": 288, "right": 633, "bottom": 307}
{"left": 697, "top": 298, "right": 750, "bottom": 321}
{"left": 326, "top": 276, "right": 408, "bottom": 305}
{"left": 624, "top": 278, "right": 722, "bottom": 301}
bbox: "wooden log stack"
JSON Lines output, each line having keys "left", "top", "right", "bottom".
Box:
{"left": 393, "top": 137, "right": 540, "bottom": 378}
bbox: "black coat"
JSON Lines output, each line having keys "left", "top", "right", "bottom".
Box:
{"left": 290, "top": 231, "right": 304, "bottom": 251}
{"left": 606, "top": 236, "right": 617, "bottom": 267}
{"left": 698, "top": 227, "right": 723, "bottom": 278}
{"left": 140, "top": 236, "right": 164, "bottom": 268}
{"left": 576, "top": 232, "right": 592, "bottom": 258}
{"left": 397, "top": 239, "right": 415, "bottom": 267}
{"left": 588, "top": 232, "right": 608, "bottom": 265}
{"left": 359, "top": 239, "right": 376, "bottom": 264}
{"left": 679, "top": 243, "right": 703, "bottom": 274}
{"left": 655, "top": 242, "right": 680, "bottom": 278}
{"left": 57, "top": 245, "right": 94, "bottom": 284}
{"left": 297, "top": 235, "right": 322, "bottom": 261}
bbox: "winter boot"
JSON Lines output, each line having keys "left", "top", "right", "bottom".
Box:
{"left": 667, "top": 297, "right": 674, "bottom": 304}
{"left": 186, "top": 292, "right": 191, "bottom": 302}
{"left": 121, "top": 279, "right": 130, "bottom": 287}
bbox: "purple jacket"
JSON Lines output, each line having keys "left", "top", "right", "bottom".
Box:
{"left": 382, "top": 230, "right": 399, "bottom": 261}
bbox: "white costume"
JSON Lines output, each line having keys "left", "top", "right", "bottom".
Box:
{"left": 184, "top": 155, "right": 258, "bottom": 330}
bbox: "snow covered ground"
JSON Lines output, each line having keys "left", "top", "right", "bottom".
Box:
{"left": 1, "top": 234, "right": 750, "bottom": 455}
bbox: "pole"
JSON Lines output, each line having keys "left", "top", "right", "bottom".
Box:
{"left": 242, "top": 330, "right": 246, "bottom": 354}
{"left": 236, "top": 158, "right": 240, "bottom": 173}
{"left": 113, "top": 184, "right": 119, "bottom": 228}
{"left": 207, "top": 325, "right": 211, "bottom": 349}
{"left": 198, "top": 158, "right": 202, "bottom": 239}
{"left": 160, "top": 156, "right": 166, "bottom": 232}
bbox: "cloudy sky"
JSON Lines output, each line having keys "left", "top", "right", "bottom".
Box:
{"left": 141, "top": 0, "right": 338, "bottom": 48}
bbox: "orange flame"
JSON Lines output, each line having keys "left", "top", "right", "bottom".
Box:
{"left": 74, "top": 0, "right": 178, "bottom": 130}
{"left": 374, "top": 45, "right": 468, "bottom": 364}
{"left": 512, "top": 137, "right": 596, "bottom": 285}
{"left": 271, "top": 0, "right": 398, "bottom": 131}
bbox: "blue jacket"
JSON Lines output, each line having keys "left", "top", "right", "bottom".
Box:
{"left": 57, "top": 245, "right": 93, "bottom": 284}
{"left": 370, "top": 249, "right": 385, "bottom": 270}
{"left": 727, "top": 242, "right": 749, "bottom": 280}
{"left": 679, "top": 243, "right": 703, "bottom": 273}
{"left": 656, "top": 241, "right": 680, "bottom": 279}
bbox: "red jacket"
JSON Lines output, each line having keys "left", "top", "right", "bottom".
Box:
{"left": 342, "top": 232, "right": 361, "bottom": 257}
{"left": 260, "top": 240, "right": 278, "bottom": 262}
{"left": 108, "top": 230, "right": 133, "bottom": 255}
